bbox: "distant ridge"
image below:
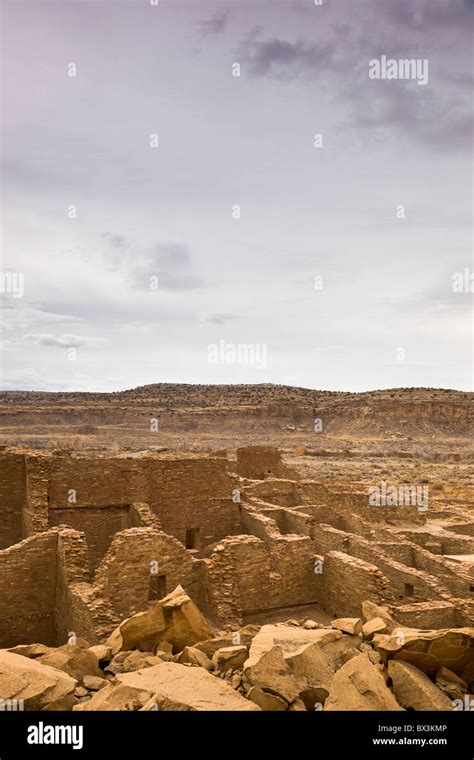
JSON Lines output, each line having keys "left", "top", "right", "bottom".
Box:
{"left": 0, "top": 385, "right": 472, "bottom": 443}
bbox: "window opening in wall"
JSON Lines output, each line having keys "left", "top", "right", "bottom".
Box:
{"left": 148, "top": 573, "right": 166, "bottom": 601}
{"left": 185, "top": 527, "right": 200, "bottom": 550}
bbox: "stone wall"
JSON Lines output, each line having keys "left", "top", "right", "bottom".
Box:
{"left": 55, "top": 528, "right": 97, "bottom": 645}
{"left": 299, "top": 481, "right": 426, "bottom": 525}
{"left": 203, "top": 506, "right": 319, "bottom": 624}
{"left": 236, "top": 446, "right": 296, "bottom": 481}
{"left": 49, "top": 505, "right": 132, "bottom": 571}
{"left": 243, "top": 479, "right": 302, "bottom": 506}
{"left": 0, "top": 452, "right": 25, "bottom": 548}
{"left": 316, "top": 550, "right": 396, "bottom": 617}
{"left": 0, "top": 531, "right": 58, "bottom": 647}
{"left": 32, "top": 454, "right": 240, "bottom": 550}
{"left": 93, "top": 527, "right": 199, "bottom": 623}
{"left": 390, "top": 601, "right": 457, "bottom": 629}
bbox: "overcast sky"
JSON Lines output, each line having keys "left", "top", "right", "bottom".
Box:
{"left": 0, "top": 0, "right": 472, "bottom": 392}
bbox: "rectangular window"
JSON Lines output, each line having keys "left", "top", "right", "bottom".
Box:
{"left": 185, "top": 527, "right": 200, "bottom": 550}
{"left": 148, "top": 573, "right": 166, "bottom": 601}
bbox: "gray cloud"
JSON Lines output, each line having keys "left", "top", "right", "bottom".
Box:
{"left": 206, "top": 313, "right": 239, "bottom": 325}
{"left": 199, "top": 9, "right": 229, "bottom": 36}
{"left": 23, "top": 333, "right": 101, "bottom": 349}
{"left": 102, "top": 237, "right": 205, "bottom": 291}
{"left": 240, "top": 34, "right": 338, "bottom": 79}
{"left": 386, "top": 0, "right": 473, "bottom": 29}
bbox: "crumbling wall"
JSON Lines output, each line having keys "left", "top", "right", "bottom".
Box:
{"left": 299, "top": 481, "right": 426, "bottom": 524}
{"left": 390, "top": 601, "right": 457, "bottom": 629}
{"left": 55, "top": 528, "right": 98, "bottom": 645}
{"left": 0, "top": 452, "right": 25, "bottom": 548}
{"left": 410, "top": 544, "right": 473, "bottom": 598}
{"left": 313, "top": 523, "right": 456, "bottom": 607}
{"left": 23, "top": 454, "right": 50, "bottom": 535}
{"left": 0, "top": 532, "right": 58, "bottom": 647}
{"left": 49, "top": 505, "right": 131, "bottom": 571}
{"left": 397, "top": 528, "right": 474, "bottom": 555}
{"left": 270, "top": 507, "right": 315, "bottom": 537}
{"left": 203, "top": 505, "right": 319, "bottom": 624}
{"left": 44, "top": 455, "right": 240, "bottom": 549}
{"left": 317, "top": 550, "right": 395, "bottom": 617}
{"left": 243, "top": 478, "right": 302, "bottom": 506}
{"left": 129, "top": 502, "right": 162, "bottom": 530}
{"left": 294, "top": 503, "right": 347, "bottom": 531}
{"left": 93, "top": 527, "right": 198, "bottom": 623}
{"left": 236, "top": 446, "right": 296, "bottom": 481}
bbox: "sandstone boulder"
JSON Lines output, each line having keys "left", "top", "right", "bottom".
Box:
{"left": 363, "top": 618, "right": 388, "bottom": 638}
{"left": 74, "top": 683, "right": 151, "bottom": 711}
{"left": 331, "top": 618, "right": 363, "bottom": 635}
{"left": 212, "top": 645, "right": 248, "bottom": 672}
{"left": 435, "top": 666, "right": 468, "bottom": 702}
{"left": 0, "top": 650, "right": 77, "bottom": 710}
{"left": 324, "top": 653, "right": 403, "bottom": 711}
{"left": 388, "top": 660, "right": 453, "bottom": 711}
{"left": 105, "top": 651, "right": 135, "bottom": 675}
{"left": 117, "top": 662, "right": 260, "bottom": 710}
{"left": 243, "top": 646, "right": 302, "bottom": 703}
{"left": 88, "top": 645, "right": 111, "bottom": 664}
{"left": 193, "top": 625, "right": 260, "bottom": 659}
{"left": 289, "top": 697, "right": 307, "bottom": 711}
{"left": 245, "top": 624, "right": 343, "bottom": 664}
{"left": 121, "top": 651, "right": 163, "bottom": 672}
{"left": 175, "top": 646, "right": 212, "bottom": 670}
{"left": 156, "top": 641, "right": 173, "bottom": 655}
{"left": 39, "top": 645, "right": 103, "bottom": 683}
{"left": 247, "top": 686, "right": 287, "bottom": 711}
{"left": 106, "top": 586, "right": 214, "bottom": 655}
{"left": 374, "top": 627, "right": 474, "bottom": 677}
{"left": 82, "top": 675, "right": 108, "bottom": 691}
{"left": 8, "top": 644, "right": 52, "bottom": 659}
{"left": 362, "top": 601, "right": 396, "bottom": 633}
{"left": 284, "top": 630, "right": 360, "bottom": 692}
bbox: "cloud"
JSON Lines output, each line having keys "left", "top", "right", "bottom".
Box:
{"left": 102, "top": 237, "right": 205, "bottom": 291}
{"left": 386, "top": 0, "right": 473, "bottom": 29}
{"left": 240, "top": 34, "right": 338, "bottom": 78}
{"left": 341, "top": 77, "right": 473, "bottom": 152}
{"left": 199, "top": 9, "right": 229, "bottom": 36}
{"left": 23, "top": 333, "right": 101, "bottom": 348}
{"left": 206, "top": 313, "right": 239, "bottom": 325}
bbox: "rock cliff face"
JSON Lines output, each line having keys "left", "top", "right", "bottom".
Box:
{"left": 0, "top": 385, "right": 472, "bottom": 448}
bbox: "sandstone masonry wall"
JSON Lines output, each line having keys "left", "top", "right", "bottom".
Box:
{"left": 0, "top": 531, "right": 58, "bottom": 646}
{"left": 0, "top": 452, "right": 25, "bottom": 548}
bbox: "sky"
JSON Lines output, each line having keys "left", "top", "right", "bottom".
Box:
{"left": 0, "top": 0, "right": 472, "bottom": 392}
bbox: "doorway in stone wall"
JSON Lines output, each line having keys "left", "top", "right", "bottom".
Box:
{"left": 185, "top": 527, "right": 200, "bottom": 550}
{"left": 148, "top": 573, "right": 167, "bottom": 601}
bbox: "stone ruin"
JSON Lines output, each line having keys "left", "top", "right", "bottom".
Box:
{"left": 0, "top": 444, "right": 473, "bottom": 711}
